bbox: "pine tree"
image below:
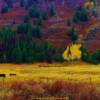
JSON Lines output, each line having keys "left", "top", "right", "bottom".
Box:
{"left": 29, "top": 4, "right": 40, "bottom": 18}
{"left": 68, "top": 28, "right": 78, "bottom": 42}
{"left": 11, "top": 43, "right": 23, "bottom": 63}
{"left": 90, "top": 0, "right": 97, "bottom": 7}
{"left": 1, "top": 5, "right": 9, "bottom": 14}
{"left": 20, "top": 0, "right": 24, "bottom": 7}
{"left": 80, "top": 45, "right": 89, "bottom": 61}
{"left": 74, "top": 6, "right": 89, "bottom": 22}
{"left": 7, "top": 0, "right": 13, "bottom": 8}
{"left": 49, "top": 2, "right": 55, "bottom": 16}
{"left": 33, "top": 25, "right": 43, "bottom": 38}
{"left": 41, "top": 10, "right": 48, "bottom": 20}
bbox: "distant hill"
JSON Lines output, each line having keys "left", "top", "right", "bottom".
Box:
{"left": 0, "top": 0, "right": 87, "bottom": 9}
{"left": 0, "top": 0, "right": 99, "bottom": 53}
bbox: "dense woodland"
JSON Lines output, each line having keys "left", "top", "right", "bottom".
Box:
{"left": 0, "top": 0, "right": 99, "bottom": 64}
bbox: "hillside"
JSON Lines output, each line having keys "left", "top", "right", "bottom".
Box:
{"left": 0, "top": 0, "right": 99, "bottom": 64}
{"left": 0, "top": 1, "right": 100, "bottom": 99}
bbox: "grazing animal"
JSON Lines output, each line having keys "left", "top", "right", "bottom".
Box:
{"left": 9, "top": 74, "right": 16, "bottom": 76}
{"left": 0, "top": 74, "right": 6, "bottom": 78}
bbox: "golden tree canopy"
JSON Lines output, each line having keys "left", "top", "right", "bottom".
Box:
{"left": 62, "top": 43, "right": 82, "bottom": 61}
{"left": 84, "top": 1, "right": 94, "bottom": 9}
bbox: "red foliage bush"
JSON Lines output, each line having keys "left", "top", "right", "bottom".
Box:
{"left": 0, "top": 80, "right": 100, "bottom": 100}
{"left": 49, "top": 80, "right": 63, "bottom": 96}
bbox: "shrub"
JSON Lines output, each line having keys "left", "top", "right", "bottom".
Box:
{"left": 80, "top": 45, "right": 89, "bottom": 62}
{"left": 53, "top": 53, "right": 64, "bottom": 62}
{"left": 1, "top": 80, "right": 100, "bottom": 100}
{"left": 68, "top": 27, "right": 78, "bottom": 42}
{"left": 49, "top": 80, "right": 63, "bottom": 96}
{"left": 89, "top": 49, "right": 100, "bottom": 64}
{"left": 80, "top": 45, "right": 100, "bottom": 64}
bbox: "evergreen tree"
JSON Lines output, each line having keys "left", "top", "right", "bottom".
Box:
{"left": 80, "top": 8, "right": 89, "bottom": 22}
{"left": 27, "top": 23, "right": 33, "bottom": 40}
{"left": 74, "top": 6, "right": 89, "bottom": 22}
{"left": 36, "top": 52, "right": 45, "bottom": 62}
{"left": 33, "top": 25, "right": 43, "bottom": 38}
{"left": 11, "top": 43, "right": 23, "bottom": 63}
{"left": 29, "top": 4, "right": 40, "bottom": 18}
{"left": 68, "top": 28, "right": 78, "bottom": 42}
{"left": 1, "top": 5, "right": 9, "bottom": 14}
{"left": 53, "top": 52, "right": 64, "bottom": 62}
{"left": 37, "top": 17, "right": 42, "bottom": 26}
{"left": 7, "top": 0, "right": 13, "bottom": 8}
{"left": 41, "top": 10, "right": 48, "bottom": 20}
{"left": 49, "top": 1, "right": 55, "bottom": 16}
{"left": 24, "top": 15, "right": 29, "bottom": 23}
{"left": 34, "top": 0, "right": 38, "bottom": 3}
{"left": 80, "top": 45, "right": 89, "bottom": 62}
{"left": 20, "top": 0, "right": 28, "bottom": 9}
{"left": 20, "top": 40, "right": 35, "bottom": 63}
{"left": 36, "top": 25, "right": 43, "bottom": 37}
{"left": 17, "top": 23, "right": 28, "bottom": 34}
{"left": 20, "top": 0, "right": 24, "bottom": 7}
{"left": 91, "top": 49, "right": 100, "bottom": 64}
{"left": 90, "top": 0, "right": 97, "bottom": 7}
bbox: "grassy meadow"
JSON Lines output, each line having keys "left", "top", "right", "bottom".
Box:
{"left": 0, "top": 63, "right": 100, "bottom": 83}
{"left": 0, "top": 63, "right": 100, "bottom": 99}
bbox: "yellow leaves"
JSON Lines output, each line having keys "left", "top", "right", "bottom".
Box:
{"left": 84, "top": 1, "right": 94, "bottom": 9}
{"left": 0, "top": 64, "right": 100, "bottom": 83}
{"left": 62, "top": 43, "right": 82, "bottom": 61}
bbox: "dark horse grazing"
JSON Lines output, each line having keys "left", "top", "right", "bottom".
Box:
{"left": 0, "top": 74, "right": 6, "bottom": 78}
{"left": 9, "top": 74, "right": 16, "bottom": 76}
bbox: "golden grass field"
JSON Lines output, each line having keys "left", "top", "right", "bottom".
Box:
{"left": 0, "top": 63, "right": 100, "bottom": 83}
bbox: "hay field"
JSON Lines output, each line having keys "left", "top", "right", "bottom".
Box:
{"left": 0, "top": 63, "right": 100, "bottom": 83}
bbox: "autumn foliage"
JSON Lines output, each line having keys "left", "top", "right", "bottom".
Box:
{"left": 0, "top": 80, "right": 100, "bottom": 100}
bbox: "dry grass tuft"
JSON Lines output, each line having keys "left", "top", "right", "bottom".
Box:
{"left": 0, "top": 80, "right": 99, "bottom": 100}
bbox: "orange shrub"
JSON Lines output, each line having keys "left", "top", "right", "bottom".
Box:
{"left": 0, "top": 80, "right": 100, "bottom": 100}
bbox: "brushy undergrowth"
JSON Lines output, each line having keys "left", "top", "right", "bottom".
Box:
{"left": 0, "top": 80, "right": 100, "bottom": 100}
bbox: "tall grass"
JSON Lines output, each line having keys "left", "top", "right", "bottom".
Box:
{"left": 0, "top": 80, "right": 100, "bottom": 100}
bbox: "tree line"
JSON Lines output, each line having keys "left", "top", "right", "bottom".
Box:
{"left": 0, "top": 24, "right": 63, "bottom": 64}
{"left": 1, "top": 0, "right": 56, "bottom": 18}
